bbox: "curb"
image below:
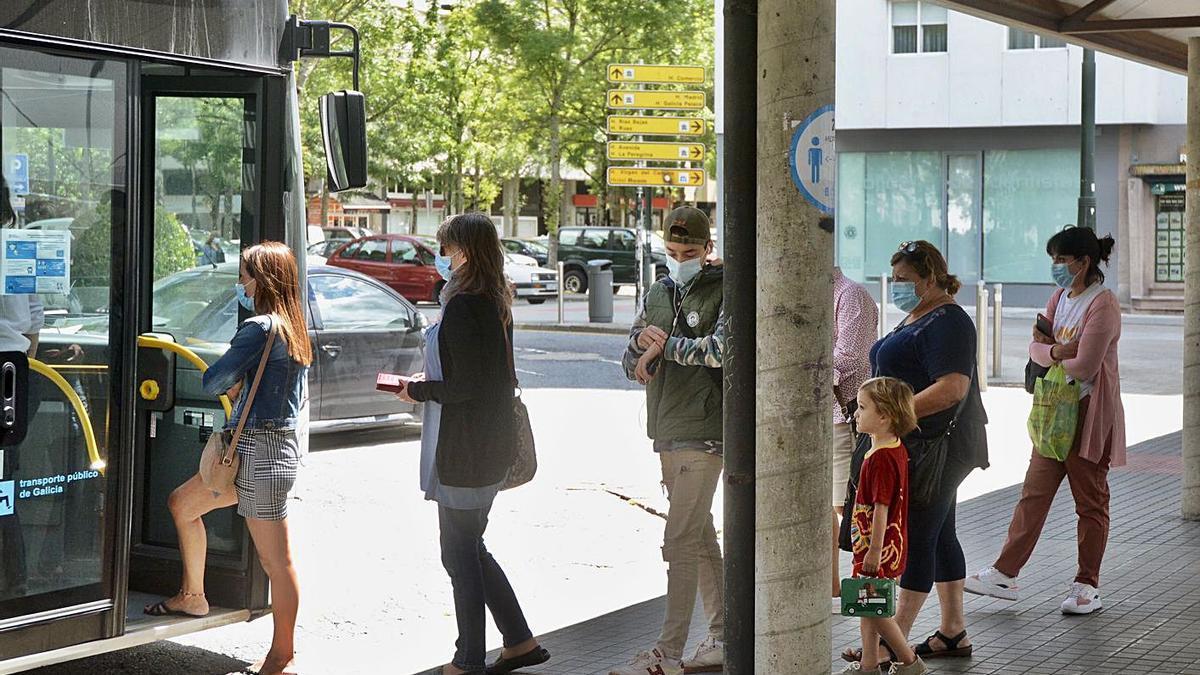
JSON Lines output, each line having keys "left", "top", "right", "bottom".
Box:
{"left": 514, "top": 322, "right": 629, "bottom": 336}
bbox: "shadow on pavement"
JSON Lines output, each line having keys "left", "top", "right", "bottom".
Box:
{"left": 28, "top": 641, "right": 248, "bottom": 674}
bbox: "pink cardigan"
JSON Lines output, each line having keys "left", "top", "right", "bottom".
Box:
{"left": 1029, "top": 287, "right": 1126, "bottom": 467}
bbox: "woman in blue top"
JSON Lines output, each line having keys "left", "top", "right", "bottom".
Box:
{"left": 144, "top": 241, "right": 311, "bottom": 675}
{"left": 396, "top": 213, "right": 549, "bottom": 675}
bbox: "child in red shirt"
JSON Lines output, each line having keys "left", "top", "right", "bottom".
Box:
{"left": 844, "top": 377, "right": 926, "bottom": 675}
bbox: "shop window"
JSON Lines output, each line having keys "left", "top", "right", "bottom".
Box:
{"left": 1155, "top": 192, "right": 1186, "bottom": 283}
{"left": 982, "top": 148, "right": 1079, "bottom": 283}
{"left": 836, "top": 151, "right": 943, "bottom": 282}
{"left": 892, "top": 1, "right": 948, "bottom": 54}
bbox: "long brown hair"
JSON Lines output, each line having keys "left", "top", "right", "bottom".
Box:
{"left": 437, "top": 213, "right": 512, "bottom": 324}
{"left": 241, "top": 241, "right": 313, "bottom": 365}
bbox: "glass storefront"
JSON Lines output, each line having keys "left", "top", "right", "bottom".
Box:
{"left": 837, "top": 147, "right": 1079, "bottom": 286}
{"left": 0, "top": 47, "right": 125, "bottom": 615}
{"left": 1155, "top": 191, "right": 1186, "bottom": 283}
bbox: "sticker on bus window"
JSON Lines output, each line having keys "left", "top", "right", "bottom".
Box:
{"left": 1, "top": 229, "right": 70, "bottom": 295}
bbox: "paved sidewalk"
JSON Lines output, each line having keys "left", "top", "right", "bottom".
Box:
{"left": 433, "top": 430, "right": 1197, "bottom": 675}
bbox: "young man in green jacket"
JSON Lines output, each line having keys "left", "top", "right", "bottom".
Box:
{"left": 611, "top": 206, "right": 724, "bottom": 675}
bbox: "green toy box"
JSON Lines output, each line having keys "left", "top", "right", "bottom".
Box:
{"left": 840, "top": 577, "right": 896, "bottom": 617}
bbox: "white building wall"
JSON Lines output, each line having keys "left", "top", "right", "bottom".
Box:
{"left": 835, "top": 0, "right": 1187, "bottom": 129}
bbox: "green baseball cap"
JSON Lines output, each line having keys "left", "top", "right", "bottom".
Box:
{"left": 664, "top": 206, "right": 711, "bottom": 245}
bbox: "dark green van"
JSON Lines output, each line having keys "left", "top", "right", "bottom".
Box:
{"left": 557, "top": 226, "right": 668, "bottom": 293}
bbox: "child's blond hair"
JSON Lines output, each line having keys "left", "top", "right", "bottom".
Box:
{"left": 859, "top": 377, "right": 918, "bottom": 437}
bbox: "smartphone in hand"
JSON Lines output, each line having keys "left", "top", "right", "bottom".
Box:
{"left": 1035, "top": 313, "right": 1053, "bottom": 338}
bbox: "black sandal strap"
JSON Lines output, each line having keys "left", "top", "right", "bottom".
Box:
{"left": 935, "top": 629, "right": 967, "bottom": 650}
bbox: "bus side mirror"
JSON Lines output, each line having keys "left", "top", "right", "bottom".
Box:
{"left": 320, "top": 90, "right": 368, "bottom": 192}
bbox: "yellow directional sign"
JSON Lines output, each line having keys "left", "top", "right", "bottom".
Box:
{"left": 607, "top": 115, "right": 707, "bottom": 136}
{"left": 607, "top": 90, "right": 705, "bottom": 111}
{"left": 607, "top": 167, "right": 707, "bottom": 188}
{"left": 607, "top": 142, "right": 706, "bottom": 161}
{"left": 608, "top": 64, "right": 706, "bottom": 85}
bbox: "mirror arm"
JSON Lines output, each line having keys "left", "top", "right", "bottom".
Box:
{"left": 286, "top": 16, "right": 362, "bottom": 90}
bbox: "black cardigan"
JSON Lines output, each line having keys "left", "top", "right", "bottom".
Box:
{"left": 407, "top": 293, "right": 516, "bottom": 488}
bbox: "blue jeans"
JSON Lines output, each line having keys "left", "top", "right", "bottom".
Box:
{"left": 438, "top": 503, "right": 533, "bottom": 672}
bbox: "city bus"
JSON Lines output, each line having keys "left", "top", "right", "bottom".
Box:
{"left": 0, "top": 2, "right": 365, "bottom": 670}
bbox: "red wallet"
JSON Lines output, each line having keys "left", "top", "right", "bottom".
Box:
{"left": 376, "top": 373, "right": 407, "bottom": 394}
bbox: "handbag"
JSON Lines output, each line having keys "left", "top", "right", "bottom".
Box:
{"left": 906, "top": 368, "right": 974, "bottom": 508}
{"left": 1024, "top": 359, "right": 1049, "bottom": 395}
{"left": 840, "top": 576, "right": 896, "bottom": 617}
{"left": 198, "top": 317, "right": 277, "bottom": 497}
{"left": 501, "top": 327, "right": 537, "bottom": 490}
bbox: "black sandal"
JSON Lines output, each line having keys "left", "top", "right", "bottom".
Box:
{"left": 486, "top": 646, "right": 551, "bottom": 674}
{"left": 143, "top": 600, "right": 206, "bottom": 618}
{"left": 914, "top": 630, "right": 973, "bottom": 659}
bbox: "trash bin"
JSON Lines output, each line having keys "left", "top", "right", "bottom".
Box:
{"left": 587, "top": 259, "right": 614, "bottom": 323}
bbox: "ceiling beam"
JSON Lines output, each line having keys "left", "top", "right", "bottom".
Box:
{"left": 1060, "top": 0, "right": 1120, "bottom": 31}
{"left": 1062, "top": 16, "right": 1200, "bottom": 33}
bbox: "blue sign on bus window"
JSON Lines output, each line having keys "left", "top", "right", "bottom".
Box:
{"left": 2, "top": 153, "right": 30, "bottom": 196}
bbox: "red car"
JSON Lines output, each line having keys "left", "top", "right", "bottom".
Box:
{"left": 327, "top": 234, "right": 444, "bottom": 303}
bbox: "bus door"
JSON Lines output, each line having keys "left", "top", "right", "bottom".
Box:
{"left": 0, "top": 44, "right": 129, "bottom": 658}
{"left": 125, "top": 71, "right": 280, "bottom": 619}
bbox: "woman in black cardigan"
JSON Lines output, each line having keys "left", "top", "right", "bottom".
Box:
{"left": 396, "top": 213, "right": 549, "bottom": 675}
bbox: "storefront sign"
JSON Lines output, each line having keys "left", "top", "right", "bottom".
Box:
{"left": 1151, "top": 182, "right": 1185, "bottom": 195}
{"left": 788, "top": 104, "right": 836, "bottom": 214}
{"left": 1, "top": 228, "right": 70, "bottom": 294}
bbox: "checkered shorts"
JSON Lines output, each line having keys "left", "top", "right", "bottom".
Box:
{"left": 233, "top": 428, "right": 300, "bottom": 521}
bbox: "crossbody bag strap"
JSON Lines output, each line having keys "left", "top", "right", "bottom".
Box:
{"left": 223, "top": 316, "right": 278, "bottom": 465}
{"left": 943, "top": 366, "right": 976, "bottom": 436}
{"left": 502, "top": 319, "right": 519, "bottom": 389}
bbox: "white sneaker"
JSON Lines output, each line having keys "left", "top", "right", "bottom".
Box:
{"left": 1061, "top": 582, "right": 1102, "bottom": 615}
{"left": 681, "top": 635, "right": 723, "bottom": 673}
{"left": 609, "top": 648, "right": 682, "bottom": 675}
{"left": 964, "top": 566, "right": 1020, "bottom": 601}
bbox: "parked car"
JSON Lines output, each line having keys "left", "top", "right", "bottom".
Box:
{"left": 326, "top": 234, "right": 445, "bottom": 304}
{"left": 502, "top": 238, "right": 549, "bottom": 267}
{"left": 556, "top": 226, "right": 668, "bottom": 293}
{"left": 504, "top": 253, "right": 558, "bottom": 304}
{"left": 42, "top": 263, "right": 427, "bottom": 432}
{"left": 307, "top": 239, "right": 343, "bottom": 259}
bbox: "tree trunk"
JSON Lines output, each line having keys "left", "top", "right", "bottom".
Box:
{"left": 1183, "top": 37, "right": 1200, "bottom": 519}
{"left": 410, "top": 198, "right": 419, "bottom": 235}
{"left": 320, "top": 181, "right": 330, "bottom": 233}
{"left": 503, "top": 176, "right": 520, "bottom": 237}
{"left": 756, "top": 0, "right": 835, "bottom": 670}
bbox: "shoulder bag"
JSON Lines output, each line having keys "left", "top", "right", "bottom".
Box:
{"left": 502, "top": 326, "right": 537, "bottom": 490}
{"left": 199, "top": 317, "right": 277, "bottom": 498}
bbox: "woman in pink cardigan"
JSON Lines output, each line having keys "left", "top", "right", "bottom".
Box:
{"left": 964, "top": 226, "right": 1125, "bottom": 615}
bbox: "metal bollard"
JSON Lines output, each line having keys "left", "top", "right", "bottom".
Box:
{"left": 557, "top": 261, "right": 565, "bottom": 324}
{"left": 976, "top": 283, "right": 989, "bottom": 392}
{"left": 992, "top": 283, "right": 1003, "bottom": 379}
{"left": 878, "top": 274, "right": 888, "bottom": 339}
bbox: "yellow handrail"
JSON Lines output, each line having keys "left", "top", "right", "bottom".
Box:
{"left": 136, "top": 335, "right": 233, "bottom": 418}
{"left": 28, "top": 358, "right": 105, "bottom": 473}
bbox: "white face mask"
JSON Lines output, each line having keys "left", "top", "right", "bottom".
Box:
{"left": 666, "top": 256, "right": 703, "bottom": 285}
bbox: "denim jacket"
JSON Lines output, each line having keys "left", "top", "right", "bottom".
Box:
{"left": 202, "top": 315, "right": 308, "bottom": 431}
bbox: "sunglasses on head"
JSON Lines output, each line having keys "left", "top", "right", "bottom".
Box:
{"left": 897, "top": 241, "right": 920, "bottom": 255}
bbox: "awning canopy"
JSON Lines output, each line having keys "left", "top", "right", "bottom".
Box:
{"left": 937, "top": 1, "right": 1199, "bottom": 73}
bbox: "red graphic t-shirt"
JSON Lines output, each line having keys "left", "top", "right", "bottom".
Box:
{"left": 851, "top": 440, "right": 909, "bottom": 579}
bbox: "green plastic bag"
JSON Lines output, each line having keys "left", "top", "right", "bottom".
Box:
{"left": 1027, "top": 364, "right": 1079, "bottom": 461}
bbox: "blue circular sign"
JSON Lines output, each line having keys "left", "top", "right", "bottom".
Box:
{"left": 788, "top": 105, "right": 835, "bottom": 214}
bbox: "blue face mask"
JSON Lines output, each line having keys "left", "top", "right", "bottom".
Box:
{"left": 1051, "top": 262, "right": 1078, "bottom": 289}
{"left": 890, "top": 281, "right": 921, "bottom": 313}
{"left": 434, "top": 254, "right": 454, "bottom": 281}
{"left": 235, "top": 282, "right": 255, "bottom": 311}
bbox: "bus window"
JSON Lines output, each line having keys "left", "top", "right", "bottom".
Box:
{"left": 0, "top": 47, "right": 125, "bottom": 612}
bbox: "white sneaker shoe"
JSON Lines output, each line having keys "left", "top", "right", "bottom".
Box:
{"left": 681, "top": 635, "right": 724, "bottom": 673}
{"left": 608, "top": 648, "right": 682, "bottom": 675}
{"left": 964, "top": 566, "right": 1020, "bottom": 601}
{"left": 1061, "top": 582, "right": 1102, "bottom": 615}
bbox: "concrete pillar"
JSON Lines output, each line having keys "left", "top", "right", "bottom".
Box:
{"left": 756, "top": 0, "right": 834, "bottom": 669}
{"left": 1184, "top": 37, "right": 1200, "bottom": 519}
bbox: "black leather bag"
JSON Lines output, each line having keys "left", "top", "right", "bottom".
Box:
{"left": 1024, "top": 359, "right": 1049, "bottom": 394}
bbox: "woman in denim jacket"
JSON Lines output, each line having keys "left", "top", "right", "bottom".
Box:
{"left": 144, "top": 241, "right": 311, "bottom": 675}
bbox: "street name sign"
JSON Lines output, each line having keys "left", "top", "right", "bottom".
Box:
{"left": 607, "top": 142, "right": 705, "bottom": 161}
{"left": 607, "top": 115, "right": 706, "bottom": 137}
{"left": 607, "top": 90, "right": 705, "bottom": 111}
{"left": 607, "top": 167, "right": 706, "bottom": 188}
{"left": 607, "top": 64, "right": 706, "bottom": 85}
